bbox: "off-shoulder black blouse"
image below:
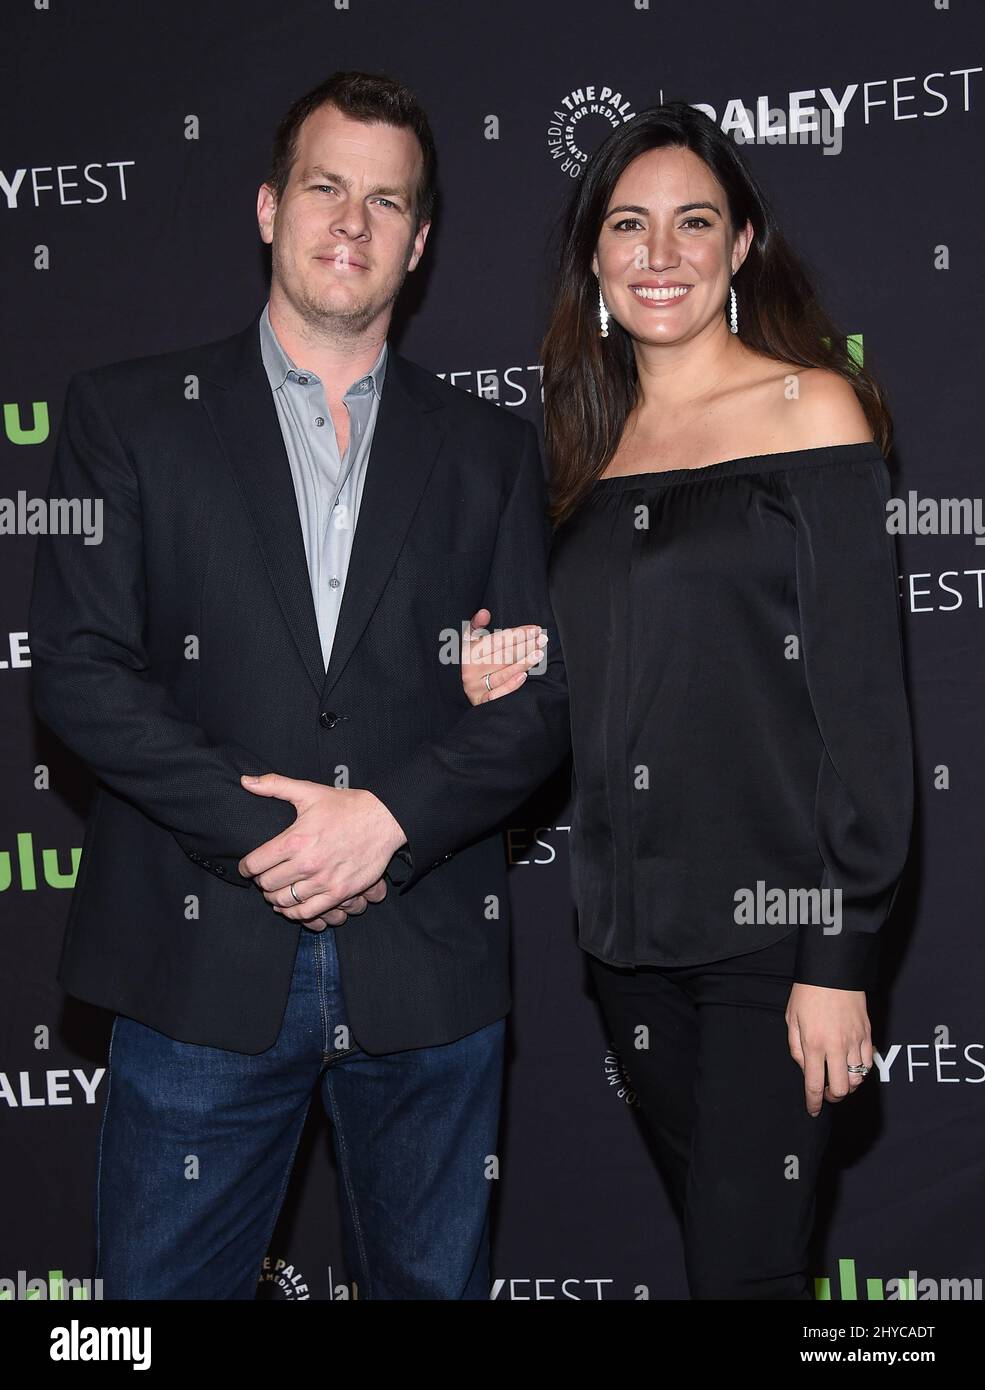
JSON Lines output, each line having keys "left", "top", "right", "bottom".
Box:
{"left": 547, "top": 443, "right": 914, "bottom": 991}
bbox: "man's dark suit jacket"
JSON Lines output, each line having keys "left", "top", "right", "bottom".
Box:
{"left": 29, "top": 304, "right": 572, "bottom": 1055}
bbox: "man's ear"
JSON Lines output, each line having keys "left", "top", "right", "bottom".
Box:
{"left": 407, "top": 219, "right": 431, "bottom": 272}
{"left": 256, "top": 183, "right": 277, "bottom": 247}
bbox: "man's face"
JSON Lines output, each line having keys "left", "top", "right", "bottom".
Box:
{"left": 258, "top": 103, "right": 430, "bottom": 336}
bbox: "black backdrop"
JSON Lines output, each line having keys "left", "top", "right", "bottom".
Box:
{"left": 2, "top": 0, "right": 983, "bottom": 1303}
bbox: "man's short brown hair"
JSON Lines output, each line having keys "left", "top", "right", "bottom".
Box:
{"left": 268, "top": 70, "right": 438, "bottom": 228}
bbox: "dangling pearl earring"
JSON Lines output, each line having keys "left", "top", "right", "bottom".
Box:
{"left": 728, "top": 284, "right": 738, "bottom": 335}
{"left": 598, "top": 286, "right": 610, "bottom": 338}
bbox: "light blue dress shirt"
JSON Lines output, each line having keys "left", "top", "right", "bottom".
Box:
{"left": 259, "top": 299, "right": 388, "bottom": 671}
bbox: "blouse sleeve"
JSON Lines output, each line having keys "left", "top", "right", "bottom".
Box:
{"left": 783, "top": 452, "right": 914, "bottom": 991}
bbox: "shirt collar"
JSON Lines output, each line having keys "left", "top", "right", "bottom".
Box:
{"left": 258, "top": 299, "right": 387, "bottom": 400}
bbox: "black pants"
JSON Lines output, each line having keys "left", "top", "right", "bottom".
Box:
{"left": 588, "top": 927, "right": 833, "bottom": 1300}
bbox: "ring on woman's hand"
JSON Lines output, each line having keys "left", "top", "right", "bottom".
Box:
{"left": 483, "top": 673, "right": 492, "bottom": 692}
{"left": 289, "top": 882, "right": 303, "bottom": 905}
{"left": 847, "top": 1063, "right": 870, "bottom": 1076}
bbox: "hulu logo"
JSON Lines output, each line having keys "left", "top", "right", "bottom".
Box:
{"left": 0, "top": 1269, "right": 98, "bottom": 1300}
{"left": 3, "top": 400, "right": 49, "bottom": 445}
{"left": 815, "top": 1257, "right": 914, "bottom": 1300}
{"left": 816, "top": 1258, "right": 981, "bottom": 1300}
{"left": 0, "top": 832, "right": 80, "bottom": 891}
{"left": 820, "top": 332, "right": 863, "bottom": 369}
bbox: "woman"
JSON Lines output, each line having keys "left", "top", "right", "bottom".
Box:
{"left": 460, "top": 102, "right": 914, "bottom": 1299}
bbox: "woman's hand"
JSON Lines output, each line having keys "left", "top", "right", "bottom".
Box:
{"left": 785, "top": 982, "right": 874, "bottom": 1115}
{"left": 461, "top": 607, "right": 548, "bottom": 706}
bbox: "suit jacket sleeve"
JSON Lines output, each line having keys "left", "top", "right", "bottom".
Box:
{"left": 363, "top": 419, "right": 572, "bottom": 891}
{"left": 29, "top": 370, "right": 298, "bottom": 887}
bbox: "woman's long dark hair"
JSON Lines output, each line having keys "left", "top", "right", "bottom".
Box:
{"left": 541, "top": 101, "right": 893, "bottom": 528}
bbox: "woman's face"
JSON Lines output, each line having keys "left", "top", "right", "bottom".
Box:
{"left": 591, "top": 144, "right": 753, "bottom": 345}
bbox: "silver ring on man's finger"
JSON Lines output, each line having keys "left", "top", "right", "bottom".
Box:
{"left": 289, "top": 882, "right": 303, "bottom": 905}
{"left": 847, "top": 1063, "right": 869, "bottom": 1076}
{"left": 483, "top": 673, "right": 492, "bottom": 692}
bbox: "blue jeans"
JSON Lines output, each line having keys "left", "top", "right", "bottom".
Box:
{"left": 94, "top": 924, "right": 505, "bottom": 1299}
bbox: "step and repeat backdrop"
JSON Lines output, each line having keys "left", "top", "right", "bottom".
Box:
{"left": 2, "top": 0, "right": 983, "bottom": 1301}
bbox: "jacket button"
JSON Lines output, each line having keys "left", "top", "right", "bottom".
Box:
{"left": 215, "top": 865, "right": 226, "bottom": 875}
{"left": 320, "top": 711, "right": 339, "bottom": 729}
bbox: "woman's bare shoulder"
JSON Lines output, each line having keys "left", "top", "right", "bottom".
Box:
{"left": 758, "top": 365, "right": 874, "bottom": 451}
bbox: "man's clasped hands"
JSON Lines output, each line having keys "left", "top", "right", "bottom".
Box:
{"left": 238, "top": 775, "right": 407, "bottom": 931}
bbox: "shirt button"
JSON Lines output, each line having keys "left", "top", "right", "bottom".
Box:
{"left": 314, "top": 416, "right": 325, "bottom": 426}
{"left": 298, "top": 375, "right": 309, "bottom": 385}
{"left": 329, "top": 576, "right": 340, "bottom": 589}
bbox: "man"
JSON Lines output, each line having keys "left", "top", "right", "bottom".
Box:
{"left": 29, "top": 71, "right": 571, "bottom": 1300}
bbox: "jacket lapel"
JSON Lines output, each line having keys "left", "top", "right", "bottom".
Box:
{"left": 199, "top": 306, "right": 445, "bottom": 701}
